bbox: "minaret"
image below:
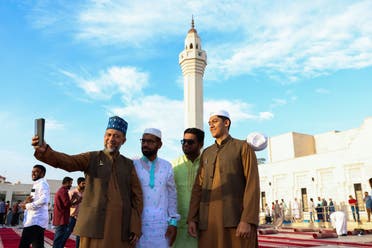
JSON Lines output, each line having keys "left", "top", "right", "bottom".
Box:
{"left": 179, "top": 18, "right": 207, "bottom": 130}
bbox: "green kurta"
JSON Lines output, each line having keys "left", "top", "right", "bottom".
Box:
{"left": 172, "top": 155, "right": 200, "bottom": 248}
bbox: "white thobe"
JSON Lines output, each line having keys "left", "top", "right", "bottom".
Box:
{"left": 134, "top": 157, "right": 180, "bottom": 248}
{"left": 330, "top": 211, "right": 347, "bottom": 235}
{"left": 292, "top": 200, "right": 300, "bottom": 218}
{"left": 23, "top": 177, "right": 50, "bottom": 228}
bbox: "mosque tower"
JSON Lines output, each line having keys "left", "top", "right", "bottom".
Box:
{"left": 179, "top": 18, "right": 207, "bottom": 130}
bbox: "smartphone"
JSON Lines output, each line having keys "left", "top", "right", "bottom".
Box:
{"left": 34, "top": 118, "right": 45, "bottom": 146}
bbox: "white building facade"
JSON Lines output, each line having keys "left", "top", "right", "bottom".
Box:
{"left": 0, "top": 179, "right": 62, "bottom": 205}
{"left": 259, "top": 117, "right": 372, "bottom": 220}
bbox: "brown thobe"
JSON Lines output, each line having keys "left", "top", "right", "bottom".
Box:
{"left": 188, "top": 136, "right": 259, "bottom": 248}
{"left": 80, "top": 158, "right": 129, "bottom": 247}
{"left": 34, "top": 146, "right": 143, "bottom": 248}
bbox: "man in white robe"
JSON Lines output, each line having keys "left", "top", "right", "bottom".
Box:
{"left": 134, "top": 128, "right": 180, "bottom": 247}
{"left": 291, "top": 198, "right": 300, "bottom": 222}
{"left": 330, "top": 211, "right": 347, "bottom": 236}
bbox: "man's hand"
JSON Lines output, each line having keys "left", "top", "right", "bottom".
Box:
{"left": 31, "top": 135, "right": 47, "bottom": 152}
{"left": 24, "top": 195, "right": 33, "bottom": 204}
{"left": 128, "top": 232, "right": 139, "bottom": 247}
{"left": 19, "top": 202, "right": 26, "bottom": 210}
{"left": 188, "top": 221, "right": 198, "bottom": 238}
{"left": 165, "top": 225, "right": 177, "bottom": 246}
{"left": 236, "top": 221, "right": 252, "bottom": 238}
{"left": 20, "top": 196, "right": 33, "bottom": 210}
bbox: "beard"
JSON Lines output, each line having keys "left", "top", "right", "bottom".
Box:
{"left": 105, "top": 147, "right": 116, "bottom": 153}
{"left": 104, "top": 143, "right": 121, "bottom": 153}
{"left": 32, "top": 176, "right": 41, "bottom": 181}
{"left": 142, "top": 149, "right": 157, "bottom": 158}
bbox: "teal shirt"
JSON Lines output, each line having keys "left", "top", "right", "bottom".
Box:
{"left": 172, "top": 155, "right": 200, "bottom": 248}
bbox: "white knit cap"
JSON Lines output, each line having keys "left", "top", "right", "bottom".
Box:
{"left": 143, "top": 128, "right": 162, "bottom": 139}
{"left": 209, "top": 110, "right": 230, "bottom": 119}
{"left": 246, "top": 132, "right": 268, "bottom": 151}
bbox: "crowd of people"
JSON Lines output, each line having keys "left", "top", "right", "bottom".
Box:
{"left": 263, "top": 189, "right": 372, "bottom": 227}
{"left": 3, "top": 111, "right": 372, "bottom": 248}
{"left": 0, "top": 199, "right": 26, "bottom": 228}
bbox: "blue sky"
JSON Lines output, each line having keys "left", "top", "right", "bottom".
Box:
{"left": 1, "top": 0, "right": 372, "bottom": 184}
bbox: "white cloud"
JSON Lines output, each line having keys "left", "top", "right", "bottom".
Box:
{"left": 107, "top": 95, "right": 184, "bottom": 156}
{"left": 206, "top": 1, "right": 372, "bottom": 81}
{"left": 60, "top": 66, "right": 148, "bottom": 101}
{"left": 28, "top": 1, "right": 372, "bottom": 80}
{"left": 109, "top": 95, "right": 184, "bottom": 138}
{"left": 74, "top": 0, "right": 250, "bottom": 46}
{"left": 204, "top": 100, "right": 273, "bottom": 122}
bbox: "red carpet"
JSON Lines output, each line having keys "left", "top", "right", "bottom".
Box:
{"left": 0, "top": 228, "right": 76, "bottom": 248}
{"left": 0, "top": 228, "right": 20, "bottom": 248}
{"left": 259, "top": 234, "right": 372, "bottom": 247}
{"left": 44, "top": 230, "right": 76, "bottom": 248}
{"left": 312, "top": 232, "right": 338, "bottom": 239}
{"left": 1, "top": 227, "right": 370, "bottom": 248}
{"left": 258, "top": 227, "right": 372, "bottom": 247}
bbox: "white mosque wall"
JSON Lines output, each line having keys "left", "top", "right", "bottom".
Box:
{"left": 260, "top": 117, "right": 372, "bottom": 220}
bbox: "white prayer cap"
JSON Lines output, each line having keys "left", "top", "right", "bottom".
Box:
{"left": 143, "top": 128, "right": 162, "bottom": 139}
{"left": 209, "top": 110, "right": 230, "bottom": 119}
{"left": 246, "top": 132, "right": 268, "bottom": 151}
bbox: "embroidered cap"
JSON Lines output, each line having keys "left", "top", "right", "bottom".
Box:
{"left": 107, "top": 116, "right": 128, "bottom": 134}
{"left": 143, "top": 128, "right": 162, "bottom": 139}
{"left": 246, "top": 132, "right": 268, "bottom": 151}
{"left": 209, "top": 110, "right": 230, "bottom": 119}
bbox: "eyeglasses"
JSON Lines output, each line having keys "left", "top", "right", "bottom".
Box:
{"left": 140, "top": 139, "right": 157, "bottom": 145}
{"left": 181, "top": 139, "right": 195, "bottom": 145}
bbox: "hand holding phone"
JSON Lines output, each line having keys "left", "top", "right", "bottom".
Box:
{"left": 34, "top": 118, "right": 45, "bottom": 146}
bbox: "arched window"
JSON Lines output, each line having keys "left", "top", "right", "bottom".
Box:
{"left": 189, "top": 43, "right": 193, "bottom": 49}
{"left": 196, "top": 44, "right": 199, "bottom": 49}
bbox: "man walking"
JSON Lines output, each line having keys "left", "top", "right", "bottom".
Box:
{"left": 18, "top": 165, "right": 50, "bottom": 248}
{"left": 32, "top": 116, "right": 143, "bottom": 248}
{"left": 172, "top": 128, "right": 204, "bottom": 248}
{"left": 188, "top": 110, "right": 260, "bottom": 248}
{"left": 133, "top": 128, "right": 179, "bottom": 247}
{"left": 53, "top": 177, "right": 73, "bottom": 248}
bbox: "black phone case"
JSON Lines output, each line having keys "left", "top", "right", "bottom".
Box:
{"left": 35, "top": 118, "right": 45, "bottom": 146}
